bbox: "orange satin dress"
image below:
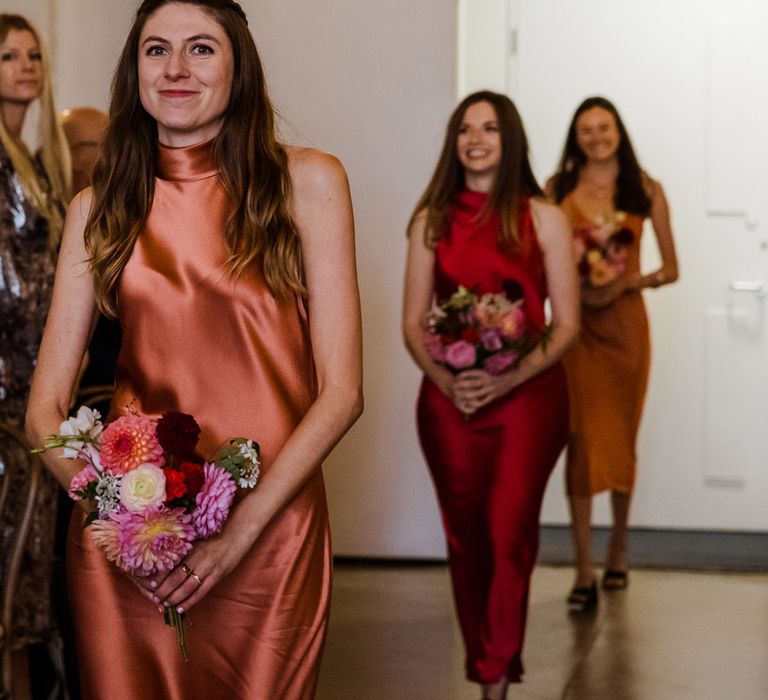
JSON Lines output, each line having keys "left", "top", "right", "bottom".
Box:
{"left": 67, "top": 140, "right": 332, "bottom": 699}
{"left": 561, "top": 195, "right": 650, "bottom": 496}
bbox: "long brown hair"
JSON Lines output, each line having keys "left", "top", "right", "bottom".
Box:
{"left": 550, "top": 96, "right": 651, "bottom": 216}
{"left": 86, "top": 0, "right": 302, "bottom": 317}
{"left": 408, "top": 90, "right": 542, "bottom": 249}
{"left": 0, "top": 14, "right": 71, "bottom": 248}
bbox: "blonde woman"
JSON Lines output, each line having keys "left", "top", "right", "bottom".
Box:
{"left": 0, "top": 12, "right": 71, "bottom": 699}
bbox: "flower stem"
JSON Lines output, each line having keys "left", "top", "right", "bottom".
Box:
{"left": 163, "top": 607, "right": 189, "bottom": 661}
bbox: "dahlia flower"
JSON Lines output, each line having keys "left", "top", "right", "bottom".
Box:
{"left": 99, "top": 415, "right": 164, "bottom": 474}
{"left": 90, "top": 519, "right": 122, "bottom": 566}
{"left": 192, "top": 463, "right": 237, "bottom": 538}
{"left": 117, "top": 508, "right": 195, "bottom": 576}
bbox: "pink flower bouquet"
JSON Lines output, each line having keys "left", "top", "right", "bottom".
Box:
{"left": 424, "top": 281, "right": 546, "bottom": 375}
{"left": 33, "top": 406, "right": 261, "bottom": 660}
{"left": 574, "top": 211, "right": 634, "bottom": 287}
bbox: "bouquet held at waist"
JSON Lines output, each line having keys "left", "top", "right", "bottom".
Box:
{"left": 424, "top": 280, "right": 547, "bottom": 375}
{"left": 33, "top": 406, "right": 261, "bottom": 660}
{"left": 575, "top": 211, "right": 634, "bottom": 287}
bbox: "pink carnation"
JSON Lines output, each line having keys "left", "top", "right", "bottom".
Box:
{"left": 483, "top": 352, "right": 518, "bottom": 375}
{"left": 192, "top": 463, "right": 237, "bottom": 538}
{"left": 100, "top": 415, "right": 164, "bottom": 475}
{"left": 116, "top": 508, "right": 195, "bottom": 577}
{"left": 68, "top": 464, "right": 99, "bottom": 500}
{"left": 444, "top": 340, "right": 477, "bottom": 370}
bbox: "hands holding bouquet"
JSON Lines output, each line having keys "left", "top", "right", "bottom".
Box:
{"left": 573, "top": 211, "right": 635, "bottom": 308}
{"left": 423, "top": 281, "right": 548, "bottom": 415}
{"left": 34, "top": 406, "right": 261, "bottom": 660}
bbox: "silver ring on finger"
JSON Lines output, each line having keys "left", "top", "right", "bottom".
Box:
{"left": 189, "top": 571, "right": 203, "bottom": 586}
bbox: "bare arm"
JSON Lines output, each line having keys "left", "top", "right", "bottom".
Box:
{"left": 628, "top": 178, "right": 679, "bottom": 290}
{"left": 25, "top": 189, "right": 99, "bottom": 489}
{"left": 156, "top": 149, "right": 363, "bottom": 611}
{"left": 453, "top": 199, "right": 580, "bottom": 412}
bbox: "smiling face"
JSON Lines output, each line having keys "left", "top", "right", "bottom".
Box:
{"left": 0, "top": 28, "right": 43, "bottom": 105}
{"left": 575, "top": 106, "right": 621, "bottom": 163}
{"left": 456, "top": 100, "right": 502, "bottom": 179}
{"left": 138, "top": 2, "right": 234, "bottom": 146}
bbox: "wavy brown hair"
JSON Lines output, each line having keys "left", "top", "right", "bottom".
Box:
{"left": 0, "top": 14, "right": 71, "bottom": 247}
{"left": 408, "top": 90, "right": 542, "bottom": 250}
{"left": 550, "top": 96, "right": 651, "bottom": 216}
{"left": 86, "top": 0, "right": 302, "bottom": 317}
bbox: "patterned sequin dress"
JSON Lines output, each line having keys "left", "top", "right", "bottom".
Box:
{"left": 0, "top": 139, "right": 59, "bottom": 646}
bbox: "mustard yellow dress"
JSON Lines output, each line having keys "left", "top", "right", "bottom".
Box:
{"left": 561, "top": 194, "right": 650, "bottom": 495}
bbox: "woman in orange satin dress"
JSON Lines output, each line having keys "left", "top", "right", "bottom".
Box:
{"left": 404, "top": 91, "right": 579, "bottom": 700}
{"left": 26, "top": 1, "right": 363, "bottom": 698}
{"left": 546, "top": 97, "right": 678, "bottom": 611}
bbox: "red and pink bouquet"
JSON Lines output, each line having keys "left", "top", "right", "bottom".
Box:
{"left": 574, "top": 211, "right": 634, "bottom": 287}
{"left": 34, "top": 406, "right": 261, "bottom": 660}
{"left": 424, "top": 280, "right": 544, "bottom": 375}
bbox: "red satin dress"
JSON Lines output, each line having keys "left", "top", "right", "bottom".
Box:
{"left": 417, "top": 190, "right": 568, "bottom": 684}
{"left": 67, "top": 140, "right": 331, "bottom": 699}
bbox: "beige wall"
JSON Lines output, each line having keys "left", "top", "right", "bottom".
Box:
{"left": 246, "top": 1, "right": 458, "bottom": 556}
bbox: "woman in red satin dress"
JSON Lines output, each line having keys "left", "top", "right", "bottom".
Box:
{"left": 403, "top": 91, "right": 579, "bottom": 700}
{"left": 26, "top": 1, "right": 362, "bottom": 698}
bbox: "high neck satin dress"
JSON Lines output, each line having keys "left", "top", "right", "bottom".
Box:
{"left": 67, "top": 140, "right": 332, "bottom": 699}
{"left": 417, "top": 190, "right": 569, "bottom": 684}
{"left": 559, "top": 195, "right": 650, "bottom": 496}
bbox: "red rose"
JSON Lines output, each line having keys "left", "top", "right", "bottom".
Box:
{"left": 461, "top": 327, "right": 479, "bottom": 343}
{"left": 163, "top": 469, "right": 187, "bottom": 500}
{"left": 179, "top": 461, "right": 205, "bottom": 498}
{"left": 156, "top": 412, "right": 201, "bottom": 457}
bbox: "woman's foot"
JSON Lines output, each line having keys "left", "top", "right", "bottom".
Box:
{"left": 602, "top": 569, "right": 628, "bottom": 590}
{"left": 566, "top": 580, "right": 598, "bottom": 612}
{"left": 481, "top": 677, "right": 509, "bottom": 700}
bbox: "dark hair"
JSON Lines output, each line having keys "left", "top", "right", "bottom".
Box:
{"left": 550, "top": 96, "right": 651, "bottom": 216}
{"left": 408, "top": 90, "right": 543, "bottom": 250}
{"left": 86, "top": 0, "right": 302, "bottom": 317}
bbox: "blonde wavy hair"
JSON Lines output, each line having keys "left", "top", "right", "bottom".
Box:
{"left": 86, "top": 0, "right": 304, "bottom": 317}
{"left": 0, "top": 14, "right": 71, "bottom": 248}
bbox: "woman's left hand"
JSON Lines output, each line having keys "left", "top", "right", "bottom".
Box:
{"left": 452, "top": 369, "right": 519, "bottom": 414}
{"left": 147, "top": 530, "right": 253, "bottom": 613}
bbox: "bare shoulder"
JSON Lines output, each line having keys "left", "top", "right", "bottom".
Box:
{"left": 641, "top": 172, "right": 664, "bottom": 200}
{"left": 69, "top": 186, "right": 94, "bottom": 220}
{"left": 285, "top": 145, "right": 349, "bottom": 200}
{"left": 530, "top": 196, "right": 569, "bottom": 232}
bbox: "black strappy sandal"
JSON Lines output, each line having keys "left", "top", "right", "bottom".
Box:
{"left": 566, "top": 581, "right": 598, "bottom": 612}
{"left": 602, "top": 569, "right": 628, "bottom": 590}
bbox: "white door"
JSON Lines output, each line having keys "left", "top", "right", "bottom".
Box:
{"left": 460, "top": 0, "right": 768, "bottom": 530}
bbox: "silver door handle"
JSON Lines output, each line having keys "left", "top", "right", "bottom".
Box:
{"left": 729, "top": 281, "right": 768, "bottom": 297}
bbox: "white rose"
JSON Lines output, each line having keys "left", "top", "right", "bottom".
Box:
{"left": 119, "top": 464, "right": 166, "bottom": 512}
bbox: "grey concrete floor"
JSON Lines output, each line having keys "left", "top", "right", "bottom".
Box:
{"left": 317, "top": 563, "right": 768, "bottom": 700}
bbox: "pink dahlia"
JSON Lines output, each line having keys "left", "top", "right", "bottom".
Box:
{"left": 100, "top": 415, "right": 164, "bottom": 475}
{"left": 68, "top": 464, "right": 99, "bottom": 500}
{"left": 117, "top": 508, "right": 195, "bottom": 577}
{"left": 89, "top": 519, "right": 122, "bottom": 566}
{"left": 192, "top": 463, "right": 237, "bottom": 538}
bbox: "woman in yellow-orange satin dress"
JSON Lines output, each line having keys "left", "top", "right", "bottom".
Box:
{"left": 548, "top": 96, "right": 678, "bottom": 611}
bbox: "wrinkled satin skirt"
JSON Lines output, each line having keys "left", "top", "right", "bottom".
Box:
{"left": 67, "top": 471, "right": 332, "bottom": 700}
